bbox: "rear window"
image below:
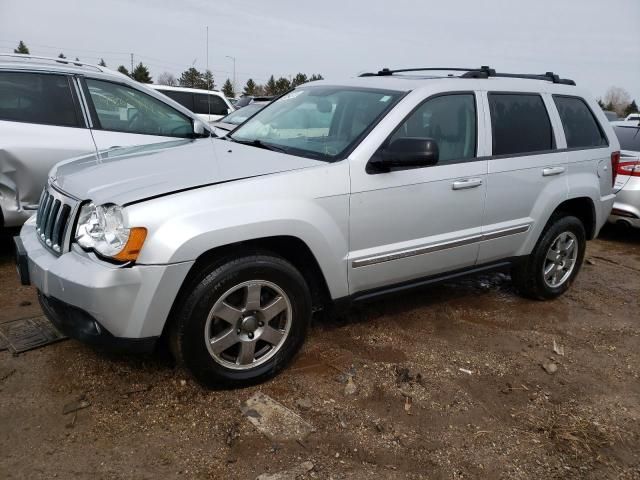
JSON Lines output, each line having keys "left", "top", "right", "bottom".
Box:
{"left": 488, "top": 93, "right": 554, "bottom": 156}
{"left": 0, "top": 71, "right": 80, "bottom": 127}
{"left": 614, "top": 126, "right": 640, "bottom": 152}
{"left": 553, "top": 96, "right": 607, "bottom": 149}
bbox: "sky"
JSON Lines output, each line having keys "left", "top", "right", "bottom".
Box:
{"left": 1, "top": 0, "right": 639, "bottom": 101}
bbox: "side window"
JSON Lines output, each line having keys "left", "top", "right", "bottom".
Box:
{"left": 160, "top": 90, "right": 194, "bottom": 111}
{"left": 194, "top": 94, "right": 229, "bottom": 116}
{"left": 85, "top": 79, "right": 193, "bottom": 138}
{"left": 488, "top": 93, "right": 554, "bottom": 156}
{"left": 389, "top": 93, "right": 477, "bottom": 164}
{"left": 553, "top": 96, "right": 607, "bottom": 148}
{"left": 0, "top": 71, "right": 80, "bottom": 127}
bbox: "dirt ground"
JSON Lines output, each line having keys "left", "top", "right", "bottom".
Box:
{"left": 0, "top": 226, "right": 638, "bottom": 479}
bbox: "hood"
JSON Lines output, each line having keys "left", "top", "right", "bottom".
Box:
{"left": 52, "top": 138, "right": 324, "bottom": 205}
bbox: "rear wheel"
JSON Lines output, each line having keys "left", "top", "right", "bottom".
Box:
{"left": 170, "top": 254, "right": 311, "bottom": 388}
{"left": 512, "top": 215, "right": 586, "bottom": 300}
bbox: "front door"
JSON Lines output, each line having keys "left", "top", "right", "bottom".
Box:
{"left": 348, "top": 92, "right": 488, "bottom": 294}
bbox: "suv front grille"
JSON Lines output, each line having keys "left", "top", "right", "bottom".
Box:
{"left": 35, "top": 187, "right": 76, "bottom": 254}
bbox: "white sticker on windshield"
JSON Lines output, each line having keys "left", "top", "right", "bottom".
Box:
{"left": 380, "top": 95, "right": 392, "bottom": 102}
{"left": 280, "top": 90, "right": 304, "bottom": 101}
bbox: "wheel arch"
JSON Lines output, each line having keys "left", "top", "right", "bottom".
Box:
{"left": 550, "top": 196, "right": 597, "bottom": 239}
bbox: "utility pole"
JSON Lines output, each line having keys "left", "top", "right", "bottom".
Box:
{"left": 226, "top": 55, "right": 236, "bottom": 96}
{"left": 130, "top": 53, "right": 134, "bottom": 73}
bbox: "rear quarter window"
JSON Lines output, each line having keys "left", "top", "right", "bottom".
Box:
{"left": 488, "top": 93, "right": 554, "bottom": 156}
{"left": 553, "top": 96, "right": 607, "bottom": 149}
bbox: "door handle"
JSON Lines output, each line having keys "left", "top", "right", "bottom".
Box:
{"left": 452, "top": 178, "right": 483, "bottom": 190}
{"left": 542, "top": 166, "right": 565, "bottom": 177}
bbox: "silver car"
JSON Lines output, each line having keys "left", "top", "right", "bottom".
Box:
{"left": 0, "top": 54, "right": 209, "bottom": 228}
{"left": 15, "top": 67, "right": 618, "bottom": 387}
{"left": 609, "top": 123, "right": 640, "bottom": 228}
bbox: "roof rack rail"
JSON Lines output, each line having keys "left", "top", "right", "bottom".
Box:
{"left": 359, "top": 66, "right": 575, "bottom": 86}
{"left": 0, "top": 53, "right": 103, "bottom": 72}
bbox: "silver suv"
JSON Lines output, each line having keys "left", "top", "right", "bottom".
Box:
{"left": 0, "top": 54, "right": 209, "bottom": 228}
{"left": 15, "top": 67, "right": 619, "bottom": 387}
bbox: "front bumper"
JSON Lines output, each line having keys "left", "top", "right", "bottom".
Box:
{"left": 17, "top": 217, "right": 194, "bottom": 349}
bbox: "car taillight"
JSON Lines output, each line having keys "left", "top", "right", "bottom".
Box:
{"left": 617, "top": 160, "right": 640, "bottom": 177}
{"left": 610, "top": 151, "right": 620, "bottom": 186}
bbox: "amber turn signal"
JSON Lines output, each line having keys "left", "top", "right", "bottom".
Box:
{"left": 113, "top": 227, "right": 147, "bottom": 262}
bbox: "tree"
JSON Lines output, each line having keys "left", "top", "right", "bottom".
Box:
{"left": 291, "top": 73, "right": 308, "bottom": 87}
{"left": 243, "top": 78, "right": 257, "bottom": 96}
{"left": 222, "top": 78, "right": 235, "bottom": 98}
{"left": 603, "top": 86, "right": 631, "bottom": 116}
{"left": 265, "top": 75, "right": 277, "bottom": 95}
{"left": 98, "top": 58, "right": 107, "bottom": 67}
{"left": 274, "top": 77, "right": 291, "bottom": 95}
{"left": 203, "top": 69, "right": 215, "bottom": 90}
{"left": 157, "top": 72, "right": 178, "bottom": 86}
{"left": 309, "top": 74, "right": 324, "bottom": 82}
{"left": 14, "top": 41, "right": 29, "bottom": 54}
{"left": 132, "top": 62, "right": 152, "bottom": 83}
{"left": 179, "top": 67, "right": 205, "bottom": 88}
{"left": 58, "top": 53, "right": 66, "bottom": 59}
{"left": 117, "top": 65, "right": 130, "bottom": 77}
{"left": 75, "top": 57, "right": 80, "bottom": 62}
{"left": 597, "top": 98, "right": 606, "bottom": 109}
{"left": 624, "top": 100, "right": 638, "bottom": 116}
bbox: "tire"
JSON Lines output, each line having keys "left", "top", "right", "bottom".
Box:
{"left": 512, "top": 215, "right": 586, "bottom": 300}
{"left": 169, "top": 253, "right": 312, "bottom": 388}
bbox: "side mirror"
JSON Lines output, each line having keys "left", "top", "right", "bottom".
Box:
{"left": 369, "top": 137, "right": 439, "bottom": 173}
{"left": 193, "top": 120, "right": 206, "bottom": 137}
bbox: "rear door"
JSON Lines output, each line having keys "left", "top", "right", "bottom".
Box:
{"left": 477, "top": 91, "right": 567, "bottom": 264}
{"left": 0, "top": 70, "right": 96, "bottom": 221}
{"left": 80, "top": 78, "right": 195, "bottom": 150}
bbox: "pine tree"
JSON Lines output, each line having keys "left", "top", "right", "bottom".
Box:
{"left": 179, "top": 67, "right": 205, "bottom": 88}
{"left": 203, "top": 69, "right": 215, "bottom": 90}
{"left": 597, "top": 99, "right": 606, "bottom": 109}
{"left": 98, "top": 58, "right": 107, "bottom": 67}
{"left": 309, "top": 74, "right": 324, "bottom": 82}
{"left": 274, "top": 77, "right": 291, "bottom": 95}
{"left": 117, "top": 65, "right": 130, "bottom": 77}
{"left": 243, "top": 79, "right": 257, "bottom": 96}
{"left": 265, "top": 75, "right": 277, "bottom": 95}
{"left": 222, "top": 78, "right": 235, "bottom": 98}
{"left": 75, "top": 57, "right": 80, "bottom": 62}
{"left": 14, "top": 41, "right": 29, "bottom": 54}
{"left": 624, "top": 100, "right": 638, "bottom": 116}
{"left": 58, "top": 53, "right": 66, "bottom": 59}
{"left": 132, "top": 62, "right": 152, "bottom": 83}
{"left": 291, "top": 73, "right": 308, "bottom": 87}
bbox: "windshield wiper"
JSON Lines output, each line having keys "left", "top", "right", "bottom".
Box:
{"left": 228, "top": 138, "right": 289, "bottom": 153}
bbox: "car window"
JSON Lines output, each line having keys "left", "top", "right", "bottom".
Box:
{"left": 85, "top": 79, "right": 193, "bottom": 138}
{"left": 0, "top": 71, "right": 80, "bottom": 127}
{"left": 194, "top": 94, "right": 229, "bottom": 116}
{"left": 488, "top": 93, "right": 554, "bottom": 156}
{"left": 614, "top": 126, "right": 640, "bottom": 152}
{"left": 553, "top": 96, "right": 607, "bottom": 149}
{"left": 220, "top": 103, "right": 265, "bottom": 125}
{"left": 158, "top": 90, "right": 194, "bottom": 111}
{"left": 231, "top": 87, "right": 402, "bottom": 161}
{"left": 389, "top": 94, "right": 477, "bottom": 164}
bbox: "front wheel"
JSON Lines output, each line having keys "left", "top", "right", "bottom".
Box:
{"left": 170, "top": 254, "right": 312, "bottom": 388}
{"left": 512, "top": 215, "right": 586, "bottom": 300}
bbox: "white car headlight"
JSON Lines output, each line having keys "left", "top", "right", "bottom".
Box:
{"left": 75, "top": 203, "right": 146, "bottom": 261}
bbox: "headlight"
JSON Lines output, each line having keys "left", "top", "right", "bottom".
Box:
{"left": 75, "top": 203, "right": 146, "bottom": 262}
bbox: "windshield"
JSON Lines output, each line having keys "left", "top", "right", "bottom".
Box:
{"left": 230, "top": 86, "right": 403, "bottom": 161}
{"left": 221, "top": 103, "right": 266, "bottom": 125}
{"left": 614, "top": 126, "right": 640, "bottom": 152}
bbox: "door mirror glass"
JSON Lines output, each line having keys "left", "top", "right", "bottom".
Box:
{"left": 370, "top": 137, "right": 439, "bottom": 172}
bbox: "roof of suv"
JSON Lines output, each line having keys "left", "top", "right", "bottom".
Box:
{"left": 0, "top": 53, "right": 124, "bottom": 76}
